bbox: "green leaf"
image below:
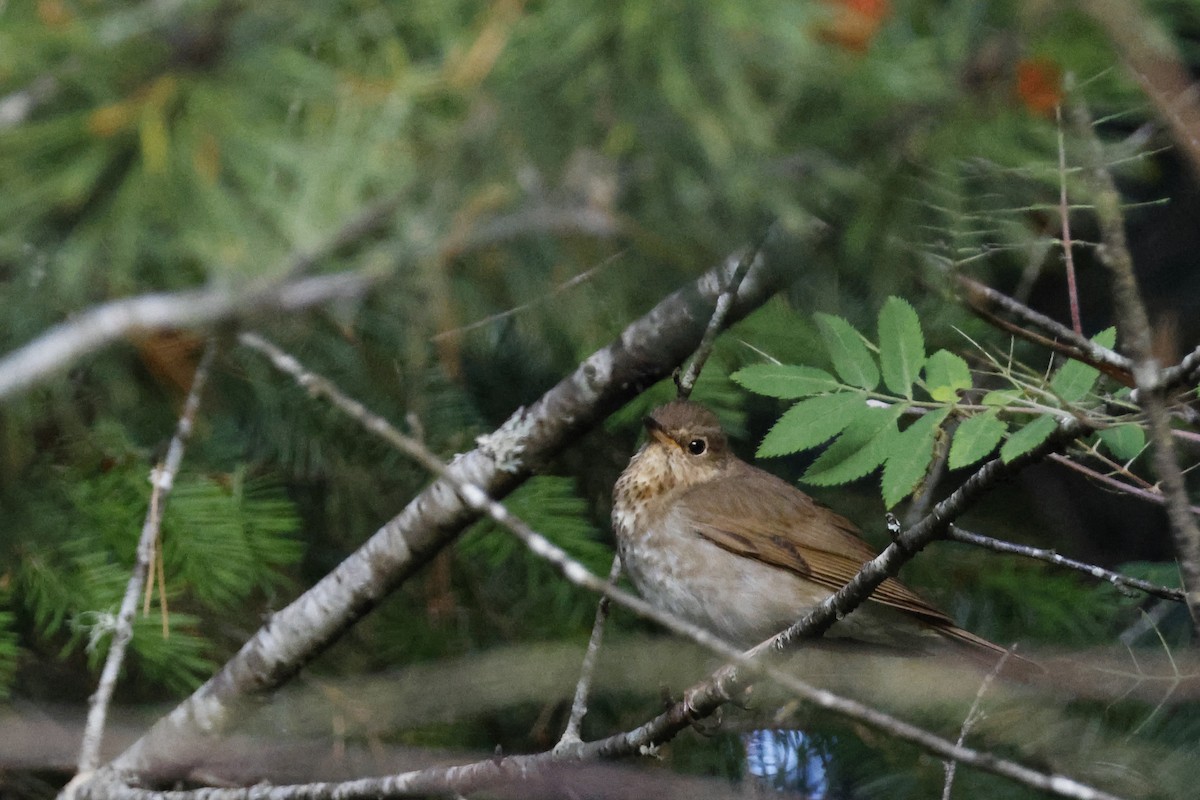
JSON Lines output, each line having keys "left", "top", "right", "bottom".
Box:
{"left": 732, "top": 364, "right": 840, "bottom": 399}
{"left": 948, "top": 409, "right": 1007, "bottom": 470}
{"left": 878, "top": 297, "right": 925, "bottom": 398}
{"left": 815, "top": 313, "right": 879, "bottom": 391}
{"left": 1093, "top": 327, "right": 1117, "bottom": 349}
{"left": 1098, "top": 424, "right": 1146, "bottom": 462}
{"left": 803, "top": 404, "right": 904, "bottom": 486}
{"left": 1050, "top": 328, "right": 1116, "bottom": 404}
{"left": 1000, "top": 415, "right": 1059, "bottom": 463}
{"left": 882, "top": 407, "right": 952, "bottom": 508}
{"left": 923, "top": 349, "right": 972, "bottom": 402}
{"left": 1050, "top": 360, "right": 1101, "bottom": 404}
{"left": 757, "top": 393, "right": 867, "bottom": 458}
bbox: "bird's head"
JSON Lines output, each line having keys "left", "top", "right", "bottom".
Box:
{"left": 637, "top": 400, "right": 733, "bottom": 488}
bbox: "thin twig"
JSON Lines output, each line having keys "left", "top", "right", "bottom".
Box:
{"left": 74, "top": 340, "right": 217, "bottom": 774}
{"left": 1158, "top": 340, "right": 1200, "bottom": 389}
{"left": 432, "top": 253, "right": 623, "bottom": 343}
{"left": 942, "top": 650, "right": 1011, "bottom": 800}
{"left": 1071, "top": 99, "right": 1200, "bottom": 633}
{"left": 954, "top": 274, "right": 1131, "bottom": 381}
{"left": 676, "top": 231, "right": 769, "bottom": 398}
{"left": 1047, "top": 453, "right": 1200, "bottom": 518}
{"left": 554, "top": 555, "right": 622, "bottom": 754}
{"left": 1056, "top": 105, "right": 1083, "bottom": 335}
{"left": 1081, "top": 0, "right": 1200, "bottom": 181}
{"left": 904, "top": 415, "right": 954, "bottom": 527}
{"left": 948, "top": 525, "right": 1183, "bottom": 603}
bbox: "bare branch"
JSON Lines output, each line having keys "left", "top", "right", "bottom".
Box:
{"left": 0, "top": 271, "right": 376, "bottom": 403}
{"left": 942, "top": 651, "right": 1011, "bottom": 800}
{"left": 1159, "top": 340, "right": 1200, "bottom": 389}
{"left": 74, "top": 341, "right": 217, "bottom": 774}
{"left": 105, "top": 247, "right": 795, "bottom": 783}
{"left": 677, "top": 230, "right": 768, "bottom": 399}
{"left": 1047, "top": 452, "right": 1200, "bottom": 517}
{"left": 0, "top": 185, "right": 408, "bottom": 403}
{"left": 954, "top": 273, "right": 1132, "bottom": 381}
{"left": 432, "top": 253, "right": 623, "bottom": 343}
{"left": 1070, "top": 98, "right": 1200, "bottom": 633}
{"left": 948, "top": 525, "right": 1184, "bottom": 603}
{"left": 1056, "top": 105, "right": 1083, "bottom": 335}
{"left": 554, "top": 556, "right": 622, "bottom": 753}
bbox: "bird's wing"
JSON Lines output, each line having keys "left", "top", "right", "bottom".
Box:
{"left": 677, "top": 465, "right": 956, "bottom": 626}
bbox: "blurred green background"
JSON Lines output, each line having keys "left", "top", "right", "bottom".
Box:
{"left": 2, "top": 1, "right": 1199, "bottom": 797}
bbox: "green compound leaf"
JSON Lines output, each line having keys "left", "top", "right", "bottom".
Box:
{"left": 757, "top": 392, "right": 867, "bottom": 458}
{"left": 803, "top": 404, "right": 904, "bottom": 486}
{"left": 815, "top": 313, "right": 879, "bottom": 391}
{"left": 1098, "top": 424, "right": 1146, "bottom": 462}
{"left": 732, "top": 364, "right": 840, "bottom": 399}
{"left": 923, "top": 349, "right": 972, "bottom": 402}
{"left": 882, "top": 407, "right": 952, "bottom": 509}
{"left": 1000, "top": 414, "right": 1059, "bottom": 463}
{"left": 948, "top": 408, "right": 1007, "bottom": 470}
{"left": 878, "top": 297, "right": 926, "bottom": 399}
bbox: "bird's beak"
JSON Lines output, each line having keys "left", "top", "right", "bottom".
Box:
{"left": 642, "top": 415, "right": 678, "bottom": 449}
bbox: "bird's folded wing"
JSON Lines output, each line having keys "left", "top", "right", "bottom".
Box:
{"left": 677, "top": 470, "right": 956, "bottom": 626}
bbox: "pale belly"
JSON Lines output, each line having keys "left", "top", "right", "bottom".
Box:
{"left": 614, "top": 501, "right": 832, "bottom": 648}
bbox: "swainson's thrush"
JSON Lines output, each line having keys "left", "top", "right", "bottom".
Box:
{"left": 613, "top": 400, "right": 1007, "bottom": 657}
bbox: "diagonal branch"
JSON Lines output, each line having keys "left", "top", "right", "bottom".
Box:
{"left": 676, "top": 228, "right": 769, "bottom": 398}
{"left": 554, "top": 555, "right": 621, "bottom": 752}
{"left": 954, "top": 274, "right": 1133, "bottom": 382}
{"left": 75, "top": 340, "right": 218, "bottom": 775}
{"left": 1080, "top": 0, "right": 1200, "bottom": 181}
{"left": 0, "top": 271, "right": 377, "bottom": 403}
{"left": 0, "top": 187, "right": 406, "bottom": 403}
{"left": 105, "top": 248, "right": 796, "bottom": 783}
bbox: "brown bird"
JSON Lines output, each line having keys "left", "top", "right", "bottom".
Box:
{"left": 612, "top": 400, "right": 1009, "bottom": 660}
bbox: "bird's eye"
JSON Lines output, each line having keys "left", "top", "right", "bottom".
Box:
{"left": 687, "top": 438, "right": 707, "bottom": 455}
